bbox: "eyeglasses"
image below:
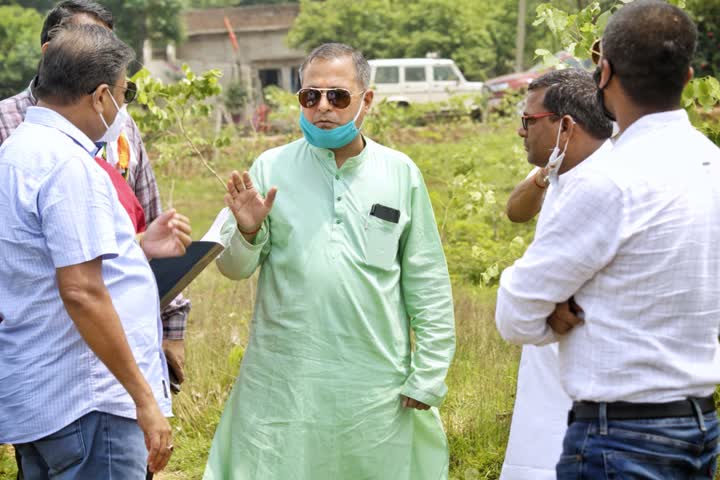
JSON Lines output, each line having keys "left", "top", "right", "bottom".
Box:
{"left": 521, "top": 111, "right": 556, "bottom": 130}
{"left": 89, "top": 80, "right": 137, "bottom": 104}
{"left": 115, "top": 80, "right": 137, "bottom": 104}
{"left": 296, "top": 88, "right": 363, "bottom": 109}
{"left": 590, "top": 38, "right": 602, "bottom": 65}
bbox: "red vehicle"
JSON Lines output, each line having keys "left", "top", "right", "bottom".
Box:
{"left": 483, "top": 52, "right": 593, "bottom": 101}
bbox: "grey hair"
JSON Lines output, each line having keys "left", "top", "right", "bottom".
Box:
{"left": 35, "top": 24, "right": 134, "bottom": 105}
{"left": 299, "top": 43, "right": 371, "bottom": 89}
{"left": 528, "top": 68, "right": 613, "bottom": 140}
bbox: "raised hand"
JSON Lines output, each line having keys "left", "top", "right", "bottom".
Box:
{"left": 224, "top": 170, "right": 277, "bottom": 238}
{"left": 140, "top": 209, "right": 192, "bottom": 259}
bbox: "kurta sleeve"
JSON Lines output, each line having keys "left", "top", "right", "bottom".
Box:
{"left": 398, "top": 169, "right": 456, "bottom": 407}
{"left": 215, "top": 161, "right": 272, "bottom": 280}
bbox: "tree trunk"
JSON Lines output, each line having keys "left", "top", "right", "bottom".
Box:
{"left": 515, "top": 0, "right": 527, "bottom": 72}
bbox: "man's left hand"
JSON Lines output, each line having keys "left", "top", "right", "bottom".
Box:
{"left": 163, "top": 339, "right": 185, "bottom": 385}
{"left": 401, "top": 395, "right": 431, "bottom": 410}
{"left": 547, "top": 299, "right": 584, "bottom": 335}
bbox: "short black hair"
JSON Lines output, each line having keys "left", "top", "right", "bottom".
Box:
{"left": 602, "top": 0, "right": 697, "bottom": 110}
{"left": 35, "top": 24, "right": 133, "bottom": 105}
{"left": 41, "top": 0, "right": 113, "bottom": 45}
{"left": 529, "top": 68, "right": 613, "bottom": 140}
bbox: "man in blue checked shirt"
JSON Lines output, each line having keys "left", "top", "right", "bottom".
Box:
{"left": 0, "top": 25, "right": 191, "bottom": 478}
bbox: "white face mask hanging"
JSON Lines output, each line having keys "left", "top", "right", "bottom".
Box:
{"left": 96, "top": 92, "right": 128, "bottom": 144}
{"left": 545, "top": 118, "right": 573, "bottom": 185}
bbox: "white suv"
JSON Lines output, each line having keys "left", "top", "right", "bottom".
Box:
{"left": 368, "top": 58, "right": 484, "bottom": 106}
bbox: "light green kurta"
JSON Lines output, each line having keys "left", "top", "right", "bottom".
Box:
{"left": 204, "top": 137, "right": 455, "bottom": 480}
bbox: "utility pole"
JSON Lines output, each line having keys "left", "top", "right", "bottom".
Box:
{"left": 515, "top": 0, "right": 527, "bottom": 72}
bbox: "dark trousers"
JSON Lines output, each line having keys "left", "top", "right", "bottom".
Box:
{"left": 15, "top": 447, "right": 23, "bottom": 480}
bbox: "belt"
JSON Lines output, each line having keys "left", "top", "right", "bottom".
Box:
{"left": 570, "top": 396, "right": 716, "bottom": 422}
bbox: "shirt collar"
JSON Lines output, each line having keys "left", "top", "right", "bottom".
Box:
{"left": 614, "top": 109, "right": 689, "bottom": 148}
{"left": 307, "top": 135, "right": 371, "bottom": 171}
{"left": 25, "top": 106, "right": 98, "bottom": 157}
{"left": 557, "top": 139, "right": 613, "bottom": 187}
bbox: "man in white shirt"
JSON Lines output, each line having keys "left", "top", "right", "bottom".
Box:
{"left": 500, "top": 68, "right": 613, "bottom": 480}
{"left": 496, "top": 1, "right": 720, "bottom": 478}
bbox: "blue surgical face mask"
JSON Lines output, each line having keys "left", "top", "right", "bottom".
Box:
{"left": 299, "top": 93, "right": 366, "bottom": 149}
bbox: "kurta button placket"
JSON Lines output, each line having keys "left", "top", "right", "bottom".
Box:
{"left": 331, "top": 169, "right": 344, "bottom": 257}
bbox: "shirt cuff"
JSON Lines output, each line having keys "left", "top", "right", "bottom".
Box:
{"left": 161, "top": 312, "right": 187, "bottom": 340}
{"left": 400, "top": 382, "right": 447, "bottom": 408}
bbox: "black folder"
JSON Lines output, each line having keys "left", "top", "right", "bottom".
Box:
{"left": 148, "top": 208, "right": 230, "bottom": 308}
{"left": 149, "top": 240, "right": 223, "bottom": 309}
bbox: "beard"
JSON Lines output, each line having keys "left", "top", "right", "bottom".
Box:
{"left": 593, "top": 66, "right": 617, "bottom": 122}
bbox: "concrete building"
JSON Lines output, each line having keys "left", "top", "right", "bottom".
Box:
{"left": 146, "top": 4, "right": 305, "bottom": 98}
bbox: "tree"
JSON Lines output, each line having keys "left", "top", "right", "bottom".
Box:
{"left": 0, "top": 5, "right": 42, "bottom": 98}
{"left": 286, "top": 0, "right": 591, "bottom": 81}
{"left": 534, "top": 0, "right": 720, "bottom": 146}
{"left": 288, "top": 0, "right": 539, "bottom": 81}
{"left": 184, "top": 0, "right": 298, "bottom": 7}
{"left": 515, "top": 0, "right": 527, "bottom": 72}
{"left": 6, "top": 0, "right": 183, "bottom": 73}
{"left": 6, "top": 0, "right": 55, "bottom": 13}
{"left": 101, "top": 0, "right": 184, "bottom": 71}
{"left": 687, "top": 0, "right": 720, "bottom": 79}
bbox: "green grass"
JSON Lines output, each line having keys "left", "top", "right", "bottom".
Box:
{"left": 0, "top": 122, "right": 525, "bottom": 480}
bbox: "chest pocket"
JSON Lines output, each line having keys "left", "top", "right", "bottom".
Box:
{"left": 364, "top": 215, "right": 403, "bottom": 269}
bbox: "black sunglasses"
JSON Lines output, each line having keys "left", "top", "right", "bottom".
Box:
{"left": 296, "top": 88, "right": 362, "bottom": 109}
{"left": 89, "top": 80, "right": 137, "bottom": 104}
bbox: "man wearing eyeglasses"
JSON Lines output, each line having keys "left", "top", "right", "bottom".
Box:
{"left": 499, "top": 69, "right": 613, "bottom": 480}
{"left": 204, "top": 43, "right": 456, "bottom": 480}
{"left": 0, "top": 24, "right": 190, "bottom": 478}
{"left": 0, "top": 0, "right": 191, "bottom": 405}
{"left": 496, "top": 1, "right": 720, "bottom": 478}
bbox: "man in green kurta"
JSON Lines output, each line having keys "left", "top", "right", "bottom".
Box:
{"left": 204, "top": 43, "right": 456, "bottom": 480}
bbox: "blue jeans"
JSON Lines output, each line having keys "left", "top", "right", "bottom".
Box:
{"left": 14, "top": 411, "right": 147, "bottom": 480}
{"left": 556, "top": 405, "right": 720, "bottom": 479}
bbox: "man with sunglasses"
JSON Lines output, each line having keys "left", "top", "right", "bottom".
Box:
{"left": 0, "top": 24, "right": 190, "bottom": 478}
{"left": 496, "top": 1, "right": 720, "bottom": 478}
{"left": 204, "top": 43, "right": 455, "bottom": 480}
{"left": 499, "top": 69, "right": 613, "bottom": 480}
{"left": 0, "top": 0, "right": 191, "bottom": 405}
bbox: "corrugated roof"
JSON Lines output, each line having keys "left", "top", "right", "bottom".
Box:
{"left": 183, "top": 4, "right": 300, "bottom": 36}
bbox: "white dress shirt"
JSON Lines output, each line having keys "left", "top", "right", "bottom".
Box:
{"left": 496, "top": 110, "right": 720, "bottom": 403}
{"left": 501, "top": 141, "right": 612, "bottom": 480}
